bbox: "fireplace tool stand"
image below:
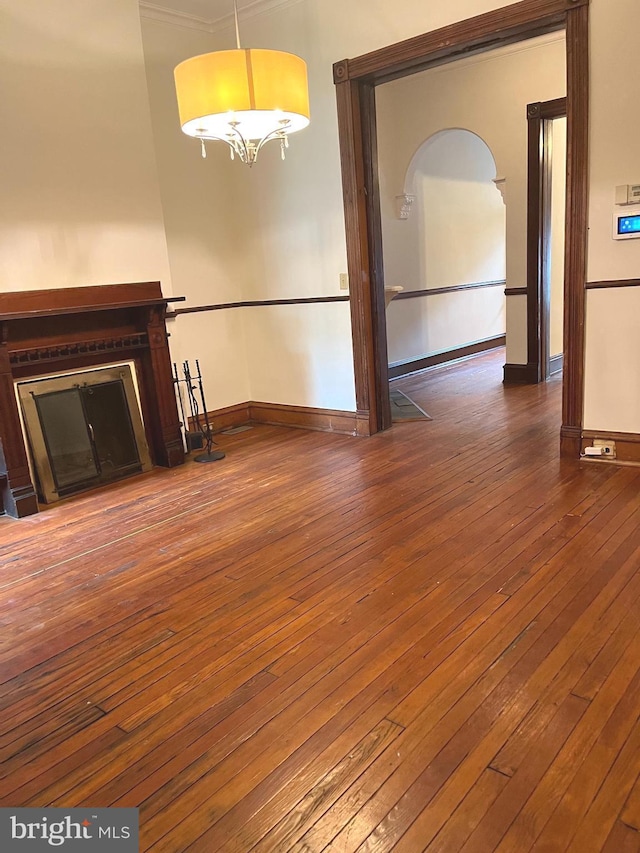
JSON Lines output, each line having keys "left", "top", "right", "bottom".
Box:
{"left": 174, "top": 360, "right": 225, "bottom": 463}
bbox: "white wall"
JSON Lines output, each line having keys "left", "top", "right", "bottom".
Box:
{"left": 387, "top": 290, "right": 505, "bottom": 365}
{"left": 382, "top": 128, "right": 506, "bottom": 365}
{"left": 205, "top": 0, "right": 357, "bottom": 409}
{"left": 0, "top": 0, "right": 171, "bottom": 292}
{"left": 376, "top": 35, "right": 565, "bottom": 367}
{"left": 584, "top": 289, "right": 640, "bottom": 433}
{"left": 140, "top": 3, "right": 353, "bottom": 410}
{"left": 584, "top": 0, "right": 640, "bottom": 433}
{"left": 243, "top": 303, "right": 356, "bottom": 409}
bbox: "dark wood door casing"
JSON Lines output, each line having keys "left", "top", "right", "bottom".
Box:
{"left": 334, "top": 0, "right": 589, "bottom": 456}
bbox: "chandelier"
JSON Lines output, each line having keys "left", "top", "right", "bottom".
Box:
{"left": 173, "top": 0, "right": 310, "bottom": 166}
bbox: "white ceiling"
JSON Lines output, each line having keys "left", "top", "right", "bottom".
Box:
{"left": 139, "top": 0, "right": 300, "bottom": 31}
{"left": 145, "top": 0, "right": 247, "bottom": 20}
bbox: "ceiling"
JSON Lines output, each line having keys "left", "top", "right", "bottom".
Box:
{"left": 139, "top": 0, "right": 298, "bottom": 30}
{"left": 145, "top": 0, "right": 247, "bottom": 20}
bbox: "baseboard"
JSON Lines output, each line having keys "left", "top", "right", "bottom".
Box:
{"left": 581, "top": 429, "right": 640, "bottom": 465}
{"left": 503, "top": 362, "right": 539, "bottom": 383}
{"left": 549, "top": 353, "right": 564, "bottom": 375}
{"left": 389, "top": 335, "right": 505, "bottom": 380}
{"left": 190, "top": 402, "right": 251, "bottom": 434}
{"left": 249, "top": 402, "right": 360, "bottom": 435}
{"left": 2, "top": 482, "right": 39, "bottom": 519}
{"left": 190, "top": 401, "right": 361, "bottom": 436}
{"left": 355, "top": 412, "right": 372, "bottom": 437}
{"left": 560, "top": 425, "right": 582, "bottom": 459}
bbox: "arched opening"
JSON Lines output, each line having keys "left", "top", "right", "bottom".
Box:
{"left": 383, "top": 129, "right": 506, "bottom": 389}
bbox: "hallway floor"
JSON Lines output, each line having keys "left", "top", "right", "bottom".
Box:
{"left": 1, "top": 350, "right": 640, "bottom": 851}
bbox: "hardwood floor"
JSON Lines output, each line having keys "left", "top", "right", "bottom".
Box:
{"left": 2, "top": 348, "right": 640, "bottom": 851}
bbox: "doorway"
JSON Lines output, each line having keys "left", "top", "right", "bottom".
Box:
{"left": 382, "top": 128, "right": 506, "bottom": 388}
{"left": 333, "top": 0, "right": 589, "bottom": 456}
{"left": 527, "top": 98, "right": 568, "bottom": 383}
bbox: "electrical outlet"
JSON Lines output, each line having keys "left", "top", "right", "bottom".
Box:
{"left": 339, "top": 273, "right": 349, "bottom": 291}
{"left": 584, "top": 447, "right": 604, "bottom": 457}
{"left": 593, "top": 440, "right": 617, "bottom": 459}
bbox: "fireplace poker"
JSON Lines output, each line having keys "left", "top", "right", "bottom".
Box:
{"left": 183, "top": 359, "right": 225, "bottom": 463}
{"left": 173, "top": 362, "right": 188, "bottom": 451}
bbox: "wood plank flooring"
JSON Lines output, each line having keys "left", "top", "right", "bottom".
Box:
{"left": 1, "top": 348, "right": 640, "bottom": 851}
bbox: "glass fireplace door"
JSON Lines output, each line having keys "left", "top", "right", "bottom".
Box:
{"left": 80, "top": 381, "right": 142, "bottom": 479}
{"left": 18, "top": 364, "right": 152, "bottom": 503}
{"left": 34, "top": 388, "right": 100, "bottom": 493}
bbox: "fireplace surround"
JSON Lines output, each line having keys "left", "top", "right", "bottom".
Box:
{"left": 0, "top": 282, "right": 185, "bottom": 518}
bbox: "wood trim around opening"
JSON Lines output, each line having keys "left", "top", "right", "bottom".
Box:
{"left": 334, "top": 0, "right": 586, "bottom": 84}
{"left": 334, "top": 0, "right": 589, "bottom": 458}
{"left": 335, "top": 75, "right": 379, "bottom": 436}
{"left": 560, "top": 3, "right": 589, "bottom": 457}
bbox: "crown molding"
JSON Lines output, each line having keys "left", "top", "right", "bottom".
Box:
{"left": 139, "top": 0, "right": 305, "bottom": 34}
{"left": 139, "top": 3, "right": 214, "bottom": 32}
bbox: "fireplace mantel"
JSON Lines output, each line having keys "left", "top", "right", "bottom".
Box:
{"left": 0, "top": 282, "right": 185, "bottom": 518}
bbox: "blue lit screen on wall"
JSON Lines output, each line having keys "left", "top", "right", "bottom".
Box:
{"left": 617, "top": 214, "right": 640, "bottom": 235}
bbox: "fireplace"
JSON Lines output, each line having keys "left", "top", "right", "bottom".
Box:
{"left": 17, "top": 364, "right": 153, "bottom": 503}
{"left": 0, "top": 282, "right": 184, "bottom": 518}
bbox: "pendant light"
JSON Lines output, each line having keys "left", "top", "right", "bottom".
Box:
{"left": 174, "top": 0, "right": 310, "bottom": 166}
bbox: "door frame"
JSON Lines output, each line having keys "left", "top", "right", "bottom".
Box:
{"left": 527, "top": 97, "right": 568, "bottom": 383}
{"left": 333, "top": 0, "right": 589, "bottom": 456}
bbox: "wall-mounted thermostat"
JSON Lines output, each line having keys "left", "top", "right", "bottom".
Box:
{"left": 615, "top": 184, "right": 640, "bottom": 205}
{"left": 613, "top": 206, "right": 640, "bottom": 240}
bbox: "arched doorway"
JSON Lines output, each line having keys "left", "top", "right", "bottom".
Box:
{"left": 383, "top": 129, "right": 506, "bottom": 382}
